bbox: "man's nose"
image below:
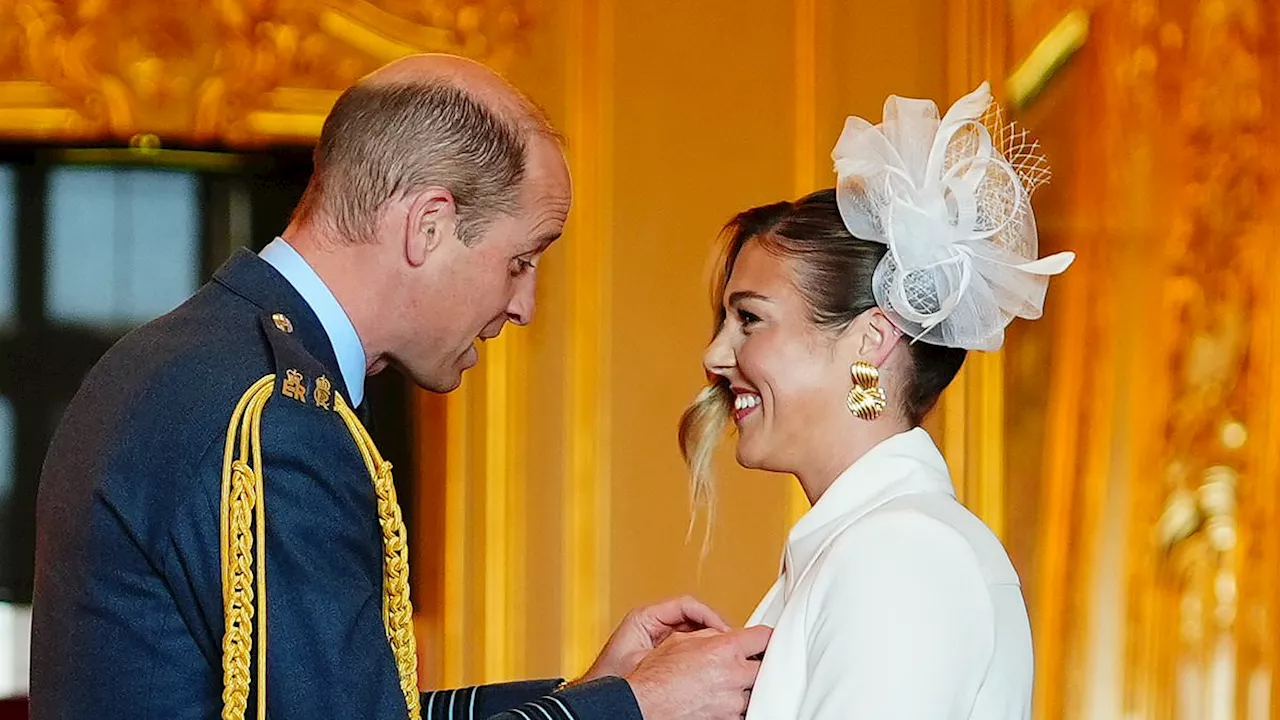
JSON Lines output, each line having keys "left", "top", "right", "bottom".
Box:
{"left": 507, "top": 273, "right": 536, "bottom": 326}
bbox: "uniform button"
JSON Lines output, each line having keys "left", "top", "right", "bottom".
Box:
{"left": 272, "top": 313, "right": 294, "bottom": 333}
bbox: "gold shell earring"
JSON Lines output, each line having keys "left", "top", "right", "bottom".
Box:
{"left": 847, "top": 361, "right": 888, "bottom": 421}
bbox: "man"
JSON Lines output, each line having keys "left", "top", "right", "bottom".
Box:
{"left": 31, "top": 54, "right": 768, "bottom": 719}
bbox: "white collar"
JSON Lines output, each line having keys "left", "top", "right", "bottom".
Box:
{"left": 782, "top": 427, "right": 955, "bottom": 593}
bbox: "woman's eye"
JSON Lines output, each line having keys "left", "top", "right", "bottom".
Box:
{"left": 738, "top": 309, "right": 761, "bottom": 327}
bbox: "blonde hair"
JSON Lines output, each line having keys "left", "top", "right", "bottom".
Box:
{"left": 677, "top": 381, "right": 733, "bottom": 555}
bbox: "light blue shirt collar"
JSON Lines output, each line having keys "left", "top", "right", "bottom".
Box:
{"left": 259, "top": 237, "right": 367, "bottom": 406}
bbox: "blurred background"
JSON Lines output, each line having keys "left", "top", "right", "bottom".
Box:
{"left": 0, "top": 0, "right": 1277, "bottom": 719}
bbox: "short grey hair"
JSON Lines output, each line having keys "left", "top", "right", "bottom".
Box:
{"left": 294, "top": 80, "right": 529, "bottom": 245}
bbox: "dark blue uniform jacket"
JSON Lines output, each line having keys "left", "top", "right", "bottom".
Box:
{"left": 31, "top": 250, "right": 640, "bottom": 720}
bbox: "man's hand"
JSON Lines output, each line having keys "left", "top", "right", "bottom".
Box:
{"left": 625, "top": 625, "right": 772, "bottom": 720}
{"left": 581, "top": 596, "right": 731, "bottom": 681}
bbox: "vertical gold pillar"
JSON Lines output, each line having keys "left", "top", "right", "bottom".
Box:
{"left": 940, "top": 0, "right": 1010, "bottom": 540}
{"left": 482, "top": 333, "right": 527, "bottom": 682}
{"left": 561, "top": 0, "right": 615, "bottom": 678}
{"left": 432, "top": 333, "right": 529, "bottom": 686}
{"left": 943, "top": 355, "right": 1006, "bottom": 538}
{"left": 787, "top": 0, "right": 818, "bottom": 526}
{"left": 440, "top": 387, "right": 470, "bottom": 686}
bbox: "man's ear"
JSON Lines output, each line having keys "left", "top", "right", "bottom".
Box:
{"left": 405, "top": 187, "right": 458, "bottom": 267}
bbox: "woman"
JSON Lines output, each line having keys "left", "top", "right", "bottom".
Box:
{"left": 679, "top": 82, "right": 1074, "bottom": 719}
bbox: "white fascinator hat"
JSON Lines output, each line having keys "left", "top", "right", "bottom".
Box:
{"left": 832, "top": 81, "right": 1075, "bottom": 351}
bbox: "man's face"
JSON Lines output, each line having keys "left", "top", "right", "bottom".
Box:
{"left": 392, "top": 136, "right": 572, "bottom": 392}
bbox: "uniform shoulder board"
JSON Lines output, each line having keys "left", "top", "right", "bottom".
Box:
{"left": 258, "top": 312, "right": 337, "bottom": 411}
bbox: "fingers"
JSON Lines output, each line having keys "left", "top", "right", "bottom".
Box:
{"left": 660, "top": 596, "right": 730, "bottom": 632}
{"left": 730, "top": 624, "right": 773, "bottom": 658}
{"left": 640, "top": 596, "right": 731, "bottom": 642}
{"left": 654, "top": 626, "right": 720, "bottom": 651}
{"left": 739, "top": 654, "right": 763, "bottom": 687}
{"left": 667, "top": 620, "right": 717, "bottom": 634}
{"left": 684, "top": 597, "right": 732, "bottom": 632}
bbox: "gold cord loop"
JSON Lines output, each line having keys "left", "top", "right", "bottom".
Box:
{"left": 334, "top": 393, "right": 421, "bottom": 719}
{"left": 220, "top": 376, "right": 273, "bottom": 720}
{"left": 220, "top": 378, "right": 420, "bottom": 720}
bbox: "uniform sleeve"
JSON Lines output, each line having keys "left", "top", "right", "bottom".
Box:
{"left": 797, "top": 511, "right": 995, "bottom": 720}
{"left": 421, "top": 677, "right": 641, "bottom": 720}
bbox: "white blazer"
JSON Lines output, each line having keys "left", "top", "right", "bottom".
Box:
{"left": 745, "top": 428, "right": 1033, "bottom": 720}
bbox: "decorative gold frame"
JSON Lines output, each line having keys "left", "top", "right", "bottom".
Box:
{"left": 0, "top": 0, "right": 530, "bottom": 145}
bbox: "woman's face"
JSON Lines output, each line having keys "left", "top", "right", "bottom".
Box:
{"left": 702, "top": 238, "right": 863, "bottom": 473}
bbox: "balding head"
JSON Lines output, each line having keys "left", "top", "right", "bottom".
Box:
{"left": 367, "top": 54, "right": 546, "bottom": 125}
{"left": 292, "top": 53, "right": 557, "bottom": 245}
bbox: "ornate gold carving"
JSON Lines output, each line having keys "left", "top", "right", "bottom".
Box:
{"left": 1003, "top": 1, "right": 1280, "bottom": 718}
{"left": 1122, "top": 0, "right": 1279, "bottom": 717}
{"left": 0, "top": 0, "right": 531, "bottom": 144}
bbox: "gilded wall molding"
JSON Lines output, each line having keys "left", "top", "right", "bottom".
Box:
{"left": 1123, "top": 0, "right": 1279, "bottom": 717}
{"left": 0, "top": 0, "right": 531, "bottom": 144}
{"left": 439, "top": 386, "right": 470, "bottom": 687}
{"left": 942, "top": 0, "right": 1010, "bottom": 538}
{"left": 786, "top": 0, "right": 817, "bottom": 525}
{"left": 560, "top": 0, "right": 614, "bottom": 678}
{"left": 481, "top": 333, "right": 527, "bottom": 682}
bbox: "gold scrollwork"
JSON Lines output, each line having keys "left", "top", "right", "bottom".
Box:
{"left": 1125, "top": 0, "right": 1278, "bottom": 717}
{"left": 0, "top": 0, "right": 532, "bottom": 144}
